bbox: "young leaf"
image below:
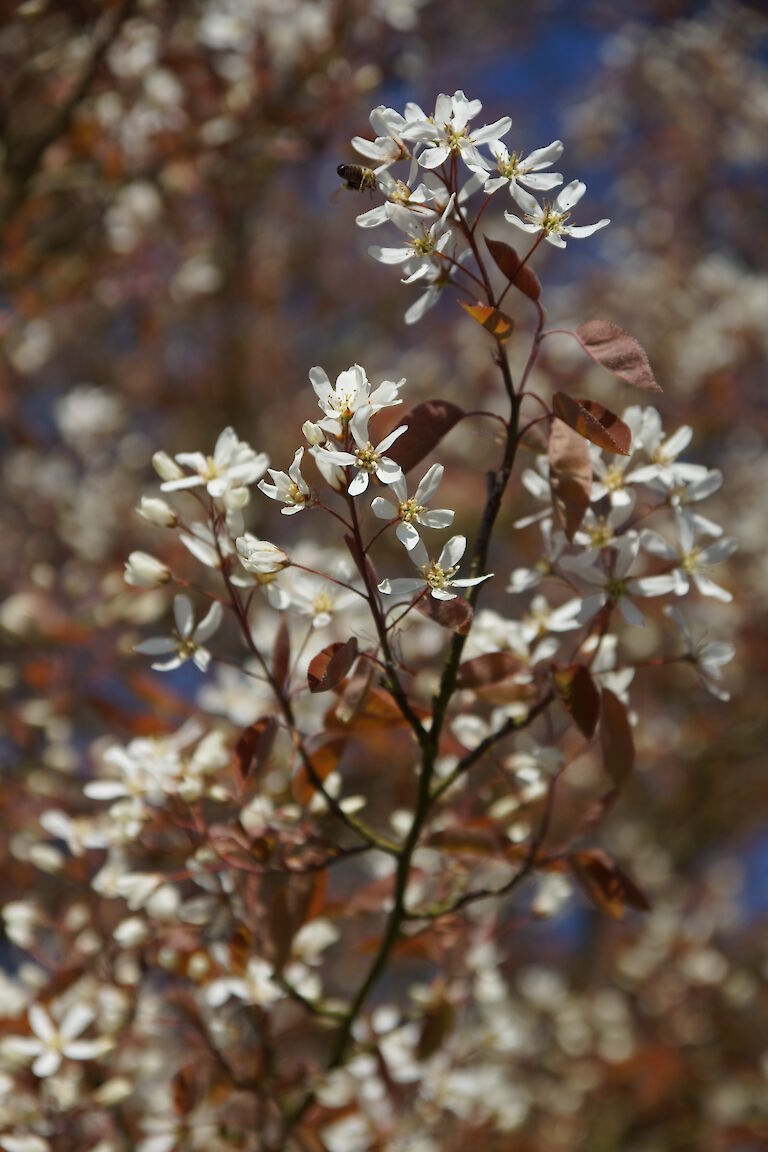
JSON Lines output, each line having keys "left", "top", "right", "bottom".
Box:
{"left": 292, "top": 735, "right": 347, "bottom": 805}
{"left": 234, "top": 717, "right": 278, "bottom": 786}
{"left": 415, "top": 593, "right": 473, "bottom": 634}
{"left": 459, "top": 300, "right": 514, "bottom": 341}
{"left": 569, "top": 848, "right": 651, "bottom": 920}
{"left": 549, "top": 417, "right": 592, "bottom": 542}
{"left": 552, "top": 393, "right": 631, "bottom": 456}
{"left": 576, "top": 320, "right": 661, "bottom": 393}
{"left": 484, "top": 236, "right": 542, "bottom": 302}
{"left": 272, "top": 617, "right": 291, "bottom": 692}
{"left": 600, "top": 687, "right": 635, "bottom": 788}
{"left": 388, "top": 400, "right": 465, "bottom": 473}
{"left": 456, "top": 651, "right": 524, "bottom": 689}
{"left": 307, "top": 637, "right": 359, "bottom": 694}
{"left": 552, "top": 662, "right": 600, "bottom": 739}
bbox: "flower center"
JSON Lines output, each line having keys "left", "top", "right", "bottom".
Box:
{"left": 602, "top": 466, "right": 625, "bottom": 492}
{"left": 422, "top": 561, "right": 456, "bottom": 590}
{"left": 354, "top": 443, "right": 381, "bottom": 473}
{"left": 606, "top": 577, "right": 629, "bottom": 600}
{"left": 498, "top": 150, "right": 522, "bottom": 179}
{"left": 680, "top": 549, "right": 700, "bottom": 573}
{"left": 588, "top": 520, "right": 614, "bottom": 548}
{"left": 287, "top": 482, "right": 305, "bottom": 506}
{"left": 398, "top": 497, "right": 423, "bottom": 524}
{"left": 204, "top": 456, "right": 220, "bottom": 479}
{"left": 312, "top": 592, "right": 333, "bottom": 616}
{"left": 410, "top": 231, "right": 436, "bottom": 257}
{"left": 532, "top": 202, "right": 569, "bottom": 234}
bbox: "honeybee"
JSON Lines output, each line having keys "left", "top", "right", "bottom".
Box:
{"left": 336, "top": 163, "right": 377, "bottom": 193}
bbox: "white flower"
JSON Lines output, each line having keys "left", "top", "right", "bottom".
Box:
{"left": 136, "top": 496, "right": 178, "bottom": 527}
{"left": 205, "top": 956, "right": 285, "bottom": 1009}
{"left": 483, "top": 139, "right": 564, "bottom": 201}
{"left": 39, "top": 810, "right": 109, "bottom": 856}
{"left": 368, "top": 194, "right": 456, "bottom": 277}
{"left": 280, "top": 570, "right": 360, "bottom": 629}
{"left": 310, "top": 363, "right": 404, "bottom": 437}
{"left": 570, "top": 533, "right": 678, "bottom": 626}
{"left": 464, "top": 608, "right": 561, "bottom": 677}
{"left": 508, "top": 518, "right": 568, "bottom": 592}
{"left": 235, "top": 535, "right": 290, "bottom": 575}
{"left": 320, "top": 407, "right": 406, "bottom": 496}
{"left": 378, "top": 535, "right": 492, "bottom": 601}
{"left": 370, "top": 463, "right": 454, "bottom": 550}
{"left": 86, "top": 721, "right": 204, "bottom": 809}
{"left": 124, "top": 551, "right": 171, "bottom": 587}
{"left": 160, "top": 427, "right": 269, "bottom": 509}
{"left": 258, "top": 447, "right": 311, "bottom": 514}
{"left": 664, "top": 606, "right": 735, "bottom": 701}
{"left": 505, "top": 180, "right": 609, "bottom": 249}
{"left": 646, "top": 468, "right": 724, "bottom": 537}
{"left": 351, "top": 104, "right": 410, "bottom": 168}
{"left": 623, "top": 409, "right": 707, "bottom": 487}
{"left": 519, "top": 594, "right": 583, "bottom": 643}
{"left": 402, "top": 90, "right": 512, "bottom": 172}
{"left": 640, "top": 512, "right": 737, "bottom": 601}
{"left": 2, "top": 1004, "right": 111, "bottom": 1078}
{"left": 134, "top": 594, "right": 222, "bottom": 672}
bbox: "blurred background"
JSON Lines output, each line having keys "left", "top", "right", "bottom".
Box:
{"left": 1, "top": 0, "right": 767, "bottom": 1148}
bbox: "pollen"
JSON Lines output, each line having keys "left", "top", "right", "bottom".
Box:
{"left": 398, "top": 497, "right": 423, "bottom": 524}
{"left": 588, "top": 520, "right": 614, "bottom": 548}
{"left": 422, "top": 561, "right": 456, "bottom": 590}
{"left": 354, "top": 443, "right": 380, "bottom": 473}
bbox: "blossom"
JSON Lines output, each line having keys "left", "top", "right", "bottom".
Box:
{"left": 160, "top": 427, "right": 269, "bottom": 508}
{"left": 569, "top": 533, "right": 678, "bottom": 626}
{"left": 351, "top": 104, "right": 410, "bottom": 168}
{"left": 205, "top": 956, "right": 285, "bottom": 1009}
{"left": 124, "top": 551, "right": 171, "bottom": 587}
{"left": 622, "top": 409, "right": 708, "bottom": 487}
{"left": 2, "top": 1004, "right": 111, "bottom": 1078}
{"left": 664, "top": 605, "right": 735, "bottom": 701}
{"left": 310, "top": 363, "right": 404, "bottom": 437}
{"left": 370, "top": 463, "right": 454, "bottom": 550}
{"left": 401, "top": 90, "right": 511, "bottom": 171}
{"left": 504, "top": 180, "right": 609, "bottom": 248}
{"left": 235, "top": 535, "right": 290, "bottom": 575}
{"left": 258, "top": 447, "right": 311, "bottom": 514}
{"left": 379, "top": 535, "right": 492, "bottom": 601}
{"left": 482, "top": 140, "right": 564, "bottom": 202}
{"left": 319, "top": 406, "right": 406, "bottom": 496}
{"left": 136, "top": 495, "right": 178, "bottom": 527}
{"left": 640, "top": 511, "right": 737, "bottom": 601}
{"left": 507, "top": 518, "right": 568, "bottom": 592}
{"left": 368, "top": 194, "right": 456, "bottom": 277}
{"left": 134, "top": 594, "right": 222, "bottom": 672}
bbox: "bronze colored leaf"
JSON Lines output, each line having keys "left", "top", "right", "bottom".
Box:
{"left": 600, "top": 687, "right": 635, "bottom": 788}
{"left": 577, "top": 320, "right": 661, "bottom": 392}
{"left": 234, "top": 717, "right": 278, "bottom": 786}
{"left": 552, "top": 662, "right": 600, "bottom": 739}
{"left": 484, "top": 236, "right": 542, "bottom": 301}
{"left": 307, "top": 637, "right": 359, "bottom": 694}
{"left": 388, "top": 400, "right": 465, "bottom": 473}
{"left": 569, "top": 848, "right": 650, "bottom": 920}
{"left": 552, "top": 392, "right": 632, "bottom": 455}
{"left": 456, "top": 651, "right": 524, "bottom": 689}
{"left": 415, "top": 592, "right": 474, "bottom": 634}
{"left": 549, "top": 416, "right": 592, "bottom": 541}
{"left": 459, "top": 300, "right": 515, "bottom": 340}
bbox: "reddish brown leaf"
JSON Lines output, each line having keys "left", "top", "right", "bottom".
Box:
{"left": 234, "top": 717, "right": 278, "bottom": 786}
{"left": 292, "top": 735, "right": 347, "bottom": 805}
{"left": 549, "top": 417, "right": 593, "bottom": 541}
{"left": 388, "top": 400, "right": 465, "bottom": 473}
{"left": 417, "top": 1001, "right": 454, "bottom": 1061}
{"left": 272, "top": 617, "right": 291, "bottom": 692}
{"left": 171, "top": 1065, "right": 199, "bottom": 1116}
{"left": 552, "top": 393, "right": 631, "bottom": 455}
{"left": 576, "top": 320, "right": 661, "bottom": 393}
{"left": 456, "top": 651, "right": 524, "bottom": 689}
{"left": 600, "top": 687, "right": 635, "bottom": 788}
{"left": 552, "top": 663, "right": 600, "bottom": 739}
{"left": 415, "top": 593, "right": 473, "bottom": 634}
{"left": 307, "top": 638, "right": 359, "bottom": 694}
{"left": 484, "top": 236, "right": 542, "bottom": 301}
{"left": 569, "top": 848, "right": 650, "bottom": 920}
{"left": 459, "top": 300, "right": 515, "bottom": 340}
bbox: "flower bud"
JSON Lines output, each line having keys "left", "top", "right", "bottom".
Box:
{"left": 152, "top": 451, "right": 183, "bottom": 482}
{"left": 302, "top": 420, "right": 325, "bottom": 446}
{"left": 311, "top": 445, "right": 346, "bottom": 491}
{"left": 124, "top": 551, "right": 171, "bottom": 587}
{"left": 136, "top": 496, "right": 178, "bottom": 527}
{"left": 235, "top": 534, "right": 290, "bottom": 575}
{"left": 223, "top": 485, "right": 250, "bottom": 510}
